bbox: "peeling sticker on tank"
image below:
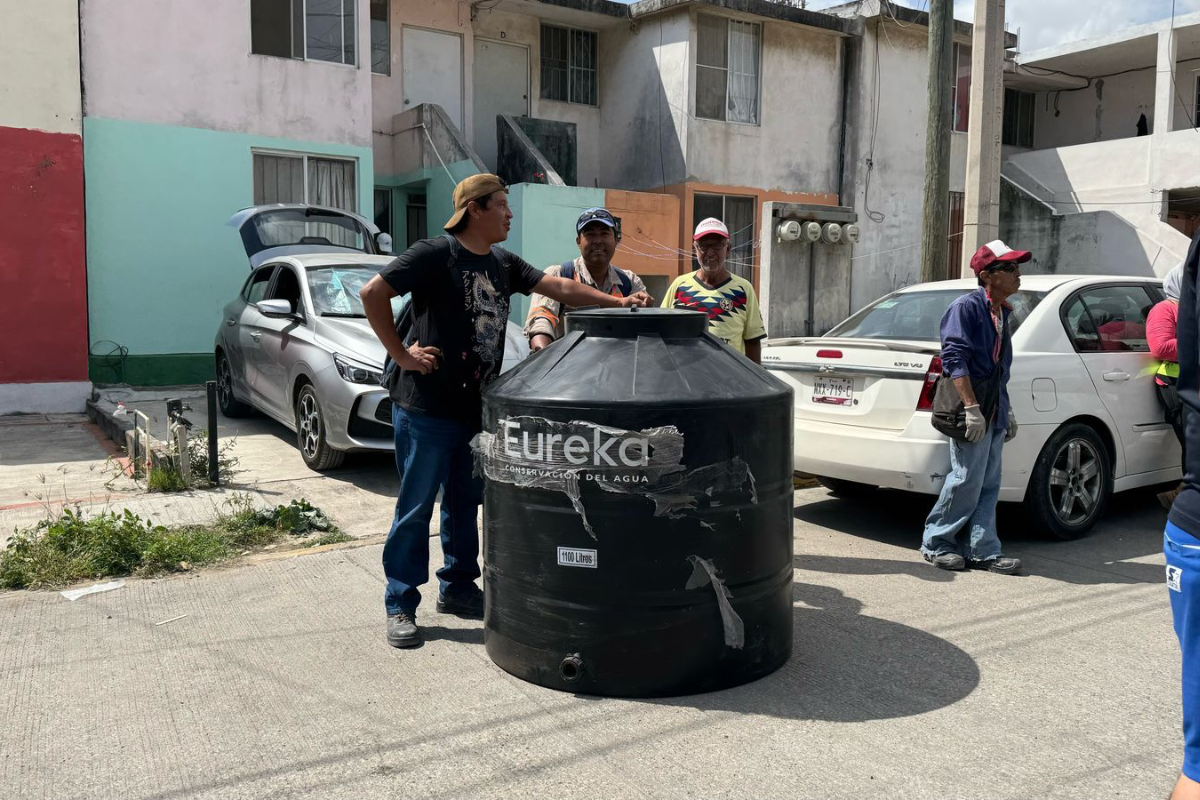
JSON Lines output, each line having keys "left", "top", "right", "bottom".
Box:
{"left": 685, "top": 555, "right": 745, "bottom": 649}
{"left": 472, "top": 416, "right": 757, "bottom": 538}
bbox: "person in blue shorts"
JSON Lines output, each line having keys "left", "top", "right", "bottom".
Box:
{"left": 1167, "top": 228, "right": 1200, "bottom": 800}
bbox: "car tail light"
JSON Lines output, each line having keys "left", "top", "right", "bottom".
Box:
{"left": 816, "top": 349, "right": 843, "bottom": 359}
{"left": 916, "top": 356, "right": 942, "bottom": 411}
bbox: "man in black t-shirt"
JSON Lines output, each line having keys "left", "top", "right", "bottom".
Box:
{"left": 360, "top": 174, "right": 652, "bottom": 648}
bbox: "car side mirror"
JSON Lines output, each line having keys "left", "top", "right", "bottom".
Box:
{"left": 256, "top": 299, "right": 295, "bottom": 318}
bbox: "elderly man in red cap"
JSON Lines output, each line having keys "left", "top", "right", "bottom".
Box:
{"left": 920, "top": 240, "right": 1029, "bottom": 575}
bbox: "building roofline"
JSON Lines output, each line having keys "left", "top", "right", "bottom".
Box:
{"left": 1017, "top": 9, "right": 1200, "bottom": 66}
{"left": 628, "top": 0, "right": 857, "bottom": 35}
{"left": 818, "top": 0, "right": 1016, "bottom": 47}
{"left": 523, "top": 0, "right": 632, "bottom": 20}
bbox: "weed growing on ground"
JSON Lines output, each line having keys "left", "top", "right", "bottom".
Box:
{"left": 0, "top": 496, "right": 343, "bottom": 590}
{"left": 308, "top": 531, "right": 354, "bottom": 547}
{"left": 134, "top": 431, "right": 242, "bottom": 494}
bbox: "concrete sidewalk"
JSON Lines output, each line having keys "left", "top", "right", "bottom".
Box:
{"left": 1, "top": 397, "right": 402, "bottom": 552}
{"left": 0, "top": 486, "right": 1182, "bottom": 799}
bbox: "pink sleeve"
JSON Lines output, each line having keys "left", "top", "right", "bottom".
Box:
{"left": 1147, "top": 301, "right": 1178, "bottom": 362}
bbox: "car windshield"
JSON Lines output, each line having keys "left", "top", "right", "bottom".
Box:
{"left": 824, "top": 289, "right": 1047, "bottom": 341}
{"left": 245, "top": 208, "right": 370, "bottom": 253}
{"left": 307, "top": 266, "right": 406, "bottom": 318}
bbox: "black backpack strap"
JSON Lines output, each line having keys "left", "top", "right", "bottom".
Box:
{"left": 616, "top": 269, "right": 633, "bottom": 297}
{"left": 560, "top": 260, "right": 575, "bottom": 281}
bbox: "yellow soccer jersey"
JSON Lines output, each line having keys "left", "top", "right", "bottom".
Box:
{"left": 661, "top": 271, "right": 766, "bottom": 354}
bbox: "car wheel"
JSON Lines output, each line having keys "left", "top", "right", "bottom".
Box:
{"left": 1027, "top": 423, "right": 1111, "bottom": 540}
{"left": 817, "top": 477, "right": 877, "bottom": 497}
{"left": 216, "top": 352, "right": 252, "bottom": 418}
{"left": 295, "top": 384, "right": 345, "bottom": 471}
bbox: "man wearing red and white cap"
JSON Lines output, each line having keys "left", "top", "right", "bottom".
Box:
{"left": 661, "top": 217, "right": 766, "bottom": 363}
{"left": 921, "top": 239, "right": 1030, "bottom": 575}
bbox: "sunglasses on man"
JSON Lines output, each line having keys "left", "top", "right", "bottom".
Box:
{"left": 988, "top": 263, "right": 1021, "bottom": 273}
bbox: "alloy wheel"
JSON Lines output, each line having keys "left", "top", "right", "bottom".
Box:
{"left": 1048, "top": 438, "right": 1103, "bottom": 526}
{"left": 297, "top": 391, "right": 322, "bottom": 461}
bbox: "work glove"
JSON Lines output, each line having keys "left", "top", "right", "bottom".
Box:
{"left": 964, "top": 404, "right": 987, "bottom": 443}
{"left": 1005, "top": 409, "right": 1018, "bottom": 443}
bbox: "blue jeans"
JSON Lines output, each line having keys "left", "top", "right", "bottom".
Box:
{"left": 383, "top": 406, "right": 482, "bottom": 617}
{"left": 1166, "top": 522, "right": 1200, "bottom": 782}
{"left": 921, "top": 424, "right": 1005, "bottom": 562}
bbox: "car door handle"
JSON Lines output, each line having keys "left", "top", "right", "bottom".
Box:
{"left": 1102, "top": 371, "right": 1130, "bottom": 382}
{"left": 250, "top": 331, "right": 262, "bottom": 341}
{"left": 226, "top": 318, "right": 236, "bottom": 327}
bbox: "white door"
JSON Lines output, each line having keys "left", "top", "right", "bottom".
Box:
{"left": 402, "top": 27, "right": 463, "bottom": 129}
{"left": 472, "top": 38, "right": 529, "bottom": 170}
{"left": 1062, "top": 283, "right": 1177, "bottom": 476}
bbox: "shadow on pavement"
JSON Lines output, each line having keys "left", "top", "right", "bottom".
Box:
{"left": 795, "top": 485, "right": 1167, "bottom": 586}
{"left": 649, "top": 582, "right": 979, "bottom": 722}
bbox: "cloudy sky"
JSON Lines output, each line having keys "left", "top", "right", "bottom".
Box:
{"left": 805, "top": 0, "right": 1200, "bottom": 53}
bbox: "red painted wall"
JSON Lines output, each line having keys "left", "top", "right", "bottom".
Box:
{"left": 0, "top": 125, "right": 87, "bottom": 383}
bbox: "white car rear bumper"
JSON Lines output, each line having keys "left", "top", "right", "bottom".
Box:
{"left": 794, "top": 412, "right": 1040, "bottom": 502}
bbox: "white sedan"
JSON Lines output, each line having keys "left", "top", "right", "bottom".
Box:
{"left": 764, "top": 275, "right": 1179, "bottom": 539}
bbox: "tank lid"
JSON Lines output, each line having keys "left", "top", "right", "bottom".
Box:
{"left": 565, "top": 308, "right": 708, "bottom": 338}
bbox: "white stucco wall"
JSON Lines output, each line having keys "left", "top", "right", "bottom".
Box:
{"left": 1030, "top": 70, "right": 1155, "bottom": 150}
{"left": 472, "top": 8, "right": 606, "bottom": 188}
{"left": 83, "top": 0, "right": 373, "bottom": 147}
{"left": 0, "top": 0, "right": 81, "bottom": 134}
{"left": 1004, "top": 133, "right": 1196, "bottom": 271}
{"left": 598, "top": 10, "right": 692, "bottom": 192}
{"left": 844, "top": 19, "right": 969, "bottom": 309}
{"left": 684, "top": 9, "right": 843, "bottom": 195}
{"left": 372, "top": 0, "right": 472, "bottom": 176}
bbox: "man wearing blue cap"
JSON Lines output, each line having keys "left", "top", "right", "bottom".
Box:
{"left": 525, "top": 207, "right": 649, "bottom": 350}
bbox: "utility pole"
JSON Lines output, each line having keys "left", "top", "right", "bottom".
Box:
{"left": 961, "top": 0, "right": 1006, "bottom": 276}
{"left": 920, "top": 0, "right": 955, "bottom": 283}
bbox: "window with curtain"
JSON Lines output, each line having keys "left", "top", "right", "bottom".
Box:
{"left": 371, "top": 0, "right": 389, "bottom": 74}
{"left": 540, "top": 24, "right": 598, "bottom": 106}
{"left": 253, "top": 152, "right": 358, "bottom": 246}
{"left": 693, "top": 193, "right": 756, "bottom": 280}
{"left": 696, "top": 15, "right": 760, "bottom": 124}
{"left": 250, "top": 0, "right": 355, "bottom": 65}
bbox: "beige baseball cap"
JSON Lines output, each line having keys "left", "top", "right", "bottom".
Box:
{"left": 444, "top": 173, "right": 508, "bottom": 231}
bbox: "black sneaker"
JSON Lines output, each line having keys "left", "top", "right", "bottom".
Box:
{"left": 386, "top": 613, "right": 421, "bottom": 648}
{"left": 436, "top": 586, "right": 484, "bottom": 618}
{"left": 978, "top": 556, "right": 1021, "bottom": 575}
{"left": 923, "top": 551, "right": 966, "bottom": 571}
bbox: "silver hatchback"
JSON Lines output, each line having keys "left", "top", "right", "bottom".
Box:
{"left": 214, "top": 205, "right": 528, "bottom": 470}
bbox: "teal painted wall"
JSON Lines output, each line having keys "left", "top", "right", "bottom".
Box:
{"left": 506, "top": 183, "right": 605, "bottom": 323}
{"left": 85, "top": 117, "right": 372, "bottom": 382}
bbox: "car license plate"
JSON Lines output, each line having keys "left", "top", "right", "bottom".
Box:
{"left": 812, "top": 376, "right": 854, "bottom": 406}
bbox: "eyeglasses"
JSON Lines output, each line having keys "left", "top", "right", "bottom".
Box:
{"left": 988, "top": 263, "right": 1021, "bottom": 274}
{"left": 695, "top": 240, "right": 728, "bottom": 251}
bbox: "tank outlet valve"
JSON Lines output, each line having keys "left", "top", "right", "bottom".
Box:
{"left": 559, "top": 654, "right": 584, "bottom": 682}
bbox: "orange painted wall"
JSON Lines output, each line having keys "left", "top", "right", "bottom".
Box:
{"left": 602, "top": 189, "right": 681, "bottom": 278}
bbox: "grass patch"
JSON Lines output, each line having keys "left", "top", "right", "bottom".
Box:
{"left": 307, "top": 531, "right": 354, "bottom": 547}
{"left": 0, "top": 497, "right": 343, "bottom": 590}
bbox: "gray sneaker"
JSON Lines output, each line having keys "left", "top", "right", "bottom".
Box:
{"left": 386, "top": 613, "right": 421, "bottom": 648}
{"left": 923, "top": 551, "right": 966, "bottom": 571}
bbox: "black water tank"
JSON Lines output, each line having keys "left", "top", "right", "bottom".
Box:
{"left": 475, "top": 308, "right": 794, "bottom": 697}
